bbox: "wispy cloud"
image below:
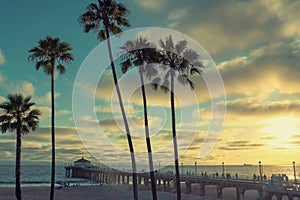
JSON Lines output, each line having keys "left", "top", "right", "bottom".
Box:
{"left": 168, "top": 8, "right": 187, "bottom": 21}
{"left": 35, "top": 91, "right": 60, "bottom": 106}
{"left": 0, "top": 49, "right": 4, "bottom": 65}
{"left": 219, "top": 141, "right": 265, "bottom": 151}
{"left": 133, "top": 0, "right": 168, "bottom": 11}
{"left": 226, "top": 99, "right": 300, "bottom": 117}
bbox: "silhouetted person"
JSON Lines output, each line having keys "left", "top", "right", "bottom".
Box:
{"left": 263, "top": 174, "right": 267, "bottom": 180}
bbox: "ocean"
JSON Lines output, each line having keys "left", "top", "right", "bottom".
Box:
{"left": 0, "top": 164, "right": 298, "bottom": 187}
{"left": 0, "top": 165, "right": 66, "bottom": 187}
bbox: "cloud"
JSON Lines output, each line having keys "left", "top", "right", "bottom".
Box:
{"left": 95, "top": 66, "right": 210, "bottom": 108}
{"left": 133, "top": 0, "right": 167, "bottom": 11}
{"left": 273, "top": 147, "right": 288, "bottom": 151}
{"left": 0, "top": 126, "right": 87, "bottom": 164}
{"left": 0, "top": 80, "right": 36, "bottom": 97}
{"left": 35, "top": 92, "right": 60, "bottom": 105}
{"left": 168, "top": 8, "right": 187, "bottom": 21}
{"left": 260, "top": 136, "right": 277, "bottom": 141}
{"left": 57, "top": 109, "right": 71, "bottom": 116}
{"left": 0, "top": 95, "right": 5, "bottom": 103}
{"left": 0, "top": 76, "right": 60, "bottom": 107}
{"left": 219, "top": 40, "right": 300, "bottom": 97}
{"left": 0, "top": 73, "right": 4, "bottom": 85}
{"left": 291, "top": 135, "right": 300, "bottom": 139}
{"left": 99, "top": 115, "right": 164, "bottom": 138}
{"left": 35, "top": 106, "right": 51, "bottom": 120}
{"left": 168, "top": 0, "right": 285, "bottom": 55}
{"left": 0, "top": 49, "right": 4, "bottom": 65}
{"left": 219, "top": 141, "right": 265, "bottom": 151}
{"left": 4, "top": 81, "right": 36, "bottom": 96}
{"left": 225, "top": 99, "right": 300, "bottom": 117}
{"left": 260, "top": 0, "right": 300, "bottom": 37}
{"left": 34, "top": 106, "right": 71, "bottom": 121}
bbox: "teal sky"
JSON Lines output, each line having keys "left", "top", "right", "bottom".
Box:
{"left": 1, "top": 0, "right": 300, "bottom": 168}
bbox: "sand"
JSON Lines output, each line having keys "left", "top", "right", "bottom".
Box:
{"left": 0, "top": 184, "right": 267, "bottom": 199}
{"left": 0, "top": 185, "right": 211, "bottom": 200}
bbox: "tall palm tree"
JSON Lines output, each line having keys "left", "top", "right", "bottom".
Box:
{"left": 153, "top": 35, "right": 203, "bottom": 200}
{"left": 28, "top": 36, "right": 73, "bottom": 200}
{"left": 78, "top": 1, "right": 139, "bottom": 199}
{"left": 120, "top": 37, "right": 159, "bottom": 200}
{"left": 0, "top": 94, "right": 40, "bottom": 200}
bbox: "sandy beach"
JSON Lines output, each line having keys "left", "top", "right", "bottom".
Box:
{"left": 0, "top": 185, "right": 214, "bottom": 200}
{"left": 0, "top": 184, "right": 266, "bottom": 200}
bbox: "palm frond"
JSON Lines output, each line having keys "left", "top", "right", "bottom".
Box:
{"left": 21, "top": 125, "right": 30, "bottom": 135}
{"left": 109, "top": 25, "right": 122, "bottom": 36}
{"left": 43, "top": 65, "right": 53, "bottom": 75}
{"left": 187, "top": 78, "right": 195, "bottom": 90}
{"left": 177, "top": 74, "right": 188, "bottom": 85}
{"left": 0, "top": 122, "right": 10, "bottom": 133}
{"left": 190, "top": 67, "right": 203, "bottom": 75}
{"left": 183, "top": 48, "right": 200, "bottom": 62}
{"left": 175, "top": 40, "right": 187, "bottom": 55}
{"left": 120, "top": 59, "right": 132, "bottom": 73}
{"left": 97, "top": 30, "right": 107, "bottom": 41}
{"left": 151, "top": 77, "right": 161, "bottom": 91}
{"left": 56, "top": 64, "right": 66, "bottom": 74}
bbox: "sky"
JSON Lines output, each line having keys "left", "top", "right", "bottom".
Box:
{"left": 0, "top": 0, "right": 300, "bottom": 169}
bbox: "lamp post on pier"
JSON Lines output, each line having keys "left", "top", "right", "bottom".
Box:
{"left": 259, "top": 161, "right": 263, "bottom": 184}
{"left": 195, "top": 162, "right": 197, "bottom": 176}
{"left": 293, "top": 161, "right": 297, "bottom": 184}
{"left": 222, "top": 162, "right": 225, "bottom": 178}
{"left": 181, "top": 162, "right": 184, "bottom": 175}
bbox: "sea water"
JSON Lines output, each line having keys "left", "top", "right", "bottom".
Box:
{"left": 0, "top": 165, "right": 66, "bottom": 187}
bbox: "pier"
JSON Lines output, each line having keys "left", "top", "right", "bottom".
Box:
{"left": 65, "top": 165, "right": 300, "bottom": 200}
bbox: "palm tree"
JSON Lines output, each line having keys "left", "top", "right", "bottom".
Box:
{"left": 78, "top": 1, "right": 139, "bottom": 199}
{"left": 120, "top": 37, "right": 160, "bottom": 200}
{"left": 0, "top": 94, "right": 40, "bottom": 200}
{"left": 28, "top": 36, "right": 73, "bottom": 200}
{"left": 153, "top": 35, "right": 203, "bottom": 200}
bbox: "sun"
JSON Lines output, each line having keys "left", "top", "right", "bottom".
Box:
{"left": 262, "top": 116, "right": 300, "bottom": 146}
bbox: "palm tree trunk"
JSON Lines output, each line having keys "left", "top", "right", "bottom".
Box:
{"left": 171, "top": 73, "right": 181, "bottom": 200}
{"left": 139, "top": 71, "right": 157, "bottom": 200}
{"left": 105, "top": 27, "right": 138, "bottom": 200}
{"left": 15, "top": 125, "right": 22, "bottom": 200}
{"left": 49, "top": 67, "right": 55, "bottom": 200}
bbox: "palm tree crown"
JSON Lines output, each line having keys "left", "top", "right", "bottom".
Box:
{"left": 78, "top": 0, "right": 130, "bottom": 41}
{"left": 153, "top": 36, "right": 203, "bottom": 89}
{"left": 0, "top": 94, "right": 40, "bottom": 133}
{"left": 120, "top": 37, "right": 158, "bottom": 77}
{"left": 28, "top": 36, "right": 73, "bottom": 74}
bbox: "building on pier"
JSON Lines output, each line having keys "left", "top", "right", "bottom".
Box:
{"left": 74, "top": 157, "right": 91, "bottom": 168}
